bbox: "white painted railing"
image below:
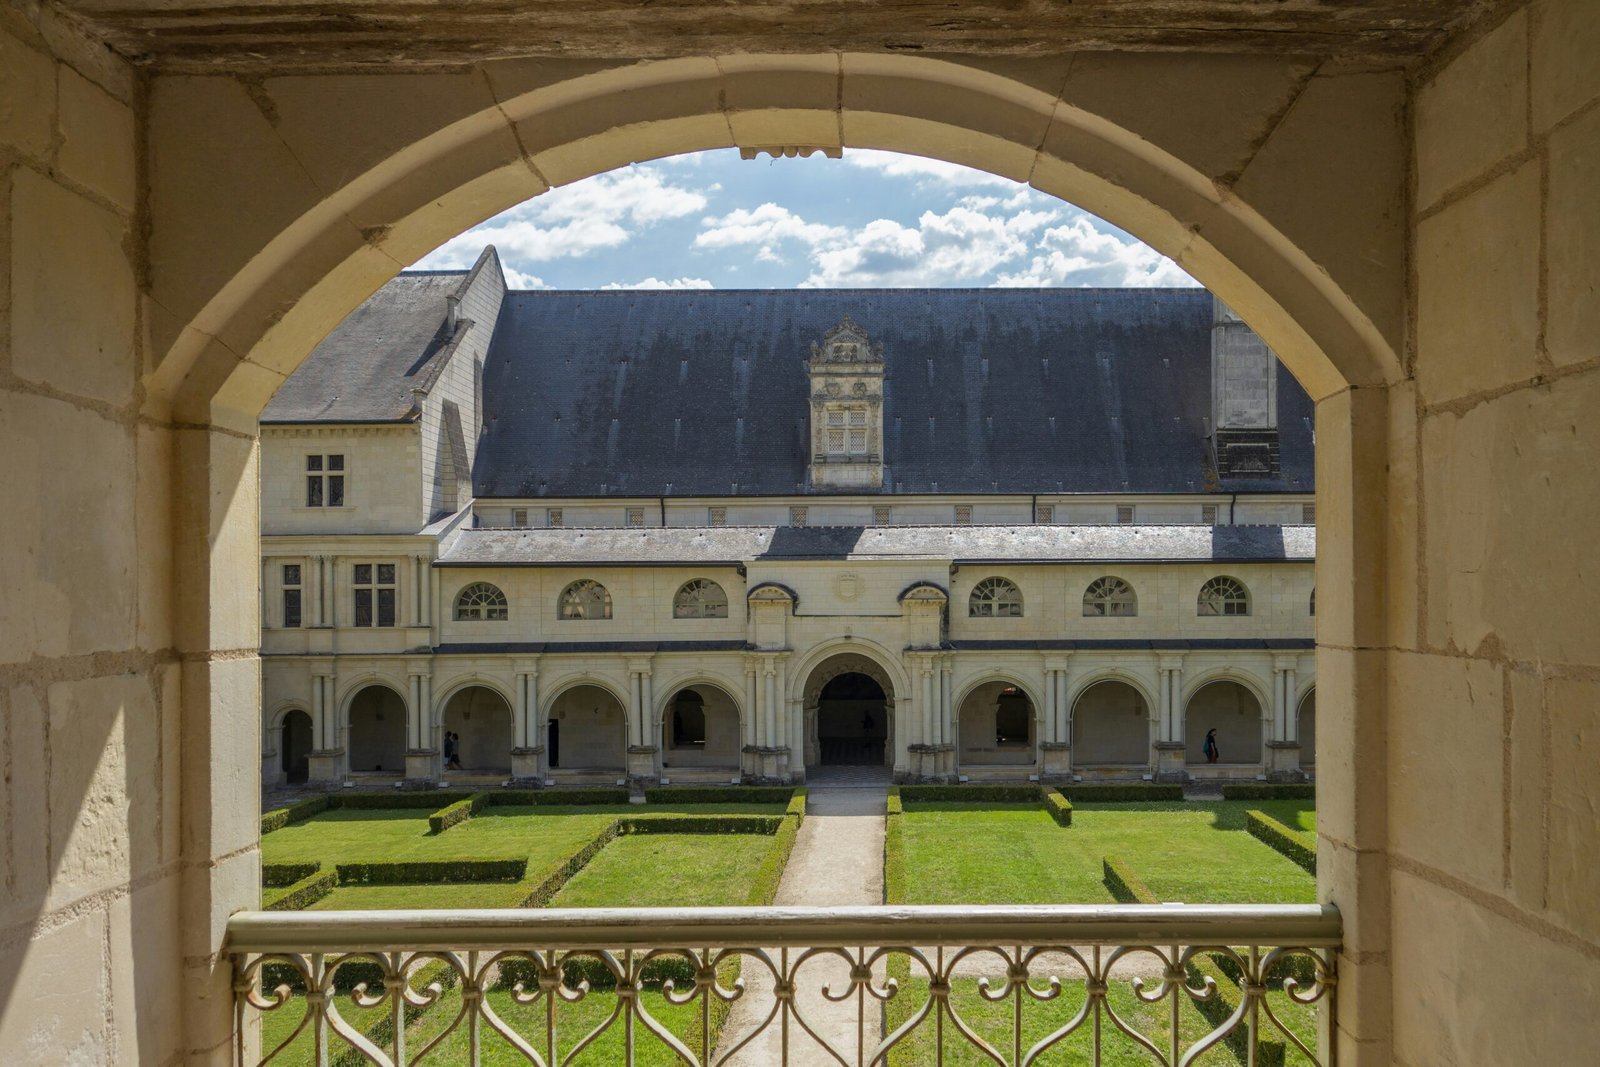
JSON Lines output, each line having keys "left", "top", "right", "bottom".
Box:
{"left": 229, "top": 904, "right": 1339, "bottom": 1066}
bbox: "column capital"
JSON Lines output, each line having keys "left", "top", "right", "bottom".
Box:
{"left": 1272, "top": 654, "right": 1301, "bottom": 671}
{"left": 1043, "top": 653, "right": 1073, "bottom": 672}
{"left": 1158, "top": 653, "right": 1187, "bottom": 671}
{"left": 626, "top": 656, "right": 655, "bottom": 674}
{"left": 513, "top": 657, "right": 541, "bottom": 676}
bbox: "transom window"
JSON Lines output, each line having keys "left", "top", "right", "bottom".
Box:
{"left": 281, "top": 563, "right": 302, "bottom": 628}
{"left": 454, "top": 582, "right": 508, "bottom": 621}
{"left": 305, "top": 454, "right": 345, "bottom": 507}
{"left": 673, "top": 579, "right": 728, "bottom": 619}
{"left": 969, "top": 576, "right": 1024, "bottom": 618}
{"left": 559, "top": 579, "right": 612, "bottom": 620}
{"left": 1197, "top": 576, "right": 1251, "bottom": 616}
{"left": 352, "top": 562, "right": 396, "bottom": 627}
{"left": 1083, "top": 576, "right": 1138, "bottom": 617}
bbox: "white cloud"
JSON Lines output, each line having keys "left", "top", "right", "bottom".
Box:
{"left": 501, "top": 266, "right": 549, "bottom": 290}
{"left": 843, "top": 149, "right": 1019, "bottom": 190}
{"left": 800, "top": 197, "right": 1059, "bottom": 287}
{"left": 992, "top": 216, "right": 1198, "bottom": 288}
{"left": 600, "top": 277, "right": 715, "bottom": 290}
{"left": 413, "top": 165, "right": 710, "bottom": 269}
{"left": 693, "top": 203, "right": 846, "bottom": 262}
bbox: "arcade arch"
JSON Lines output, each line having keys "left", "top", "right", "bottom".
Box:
{"left": 440, "top": 684, "right": 514, "bottom": 773}
{"left": 1071, "top": 679, "right": 1152, "bottom": 767}
{"left": 660, "top": 682, "right": 743, "bottom": 770}
{"left": 277, "top": 708, "right": 312, "bottom": 785}
{"left": 1298, "top": 687, "right": 1317, "bottom": 769}
{"left": 345, "top": 683, "right": 408, "bottom": 775}
{"left": 544, "top": 683, "right": 628, "bottom": 771}
{"left": 1185, "top": 679, "right": 1266, "bottom": 767}
{"left": 801, "top": 652, "right": 897, "bottom": 768}
{"left": 957, "top": 679, "right": 1038, "bottom": 768}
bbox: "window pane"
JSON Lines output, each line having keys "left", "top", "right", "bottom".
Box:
{"left": 328, "top": 454, "right": 344, "bottom": 471}
{"left": 353, "top": 588, "right": 372, "bottom": 627}
{"left": 283, "top": 590, "right": 301, "bottom": 628}
{"left": 377, "top": 588, "right": 396, "bottom": 627}
{"left": 328, "top": 476, "right": 344, "bottom": 507}
{"left": 306, "top": 455, "right": 323, "bottom": 471}
{"left": 282, "top": 564, "right": 301, "bottom": 585}
{"left": 377, "top": 564, "right": 396, "bottom": 585}
{"left": 354, "top": 564, "right": 371, "bottom": 584}
{"left": 306, "top": 477, "right": 322, "bottom": 507}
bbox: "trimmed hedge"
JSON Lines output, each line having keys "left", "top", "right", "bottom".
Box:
{"left": 338, "top": 790, "right": 475, "bottom": 810}
{"left": 1185, "top": 952, "right": 1287, "bottom": 1067}
{"left": 621, "top": 814, "right": 781, "bottom": 835}
{"left": 1058, "top": 784, "right": 1184, "bottom": 802}
{"left": 1246, "top": 810, "right": 1316, "bottom": 874}
{"left": 517, "top": 823, "right": 622, "bottom": 908}
{"left": 884, "top": 789, "right": 907, "bottom": 906}
{"left": 265, "top": 868, "right": 336, "bottom": 911}
{"left": 428, "top": 792, "right": 490, "bottom": 833}
{"left": 262, "top": 861, "right": 321, "bottom": 888}
{"left": 494, "top": 788, "right": 630, "bottom": 807}
{"left": 897, "top": 784, "right": 1042, "bottom": 803}
{"left": 645, "top": 786, "right": 796, "bottom": 805}
{"left": 1043, "top": 790, "right": 1073, "bottom": 827}
{"left": 745, "top": 789, "right": 806, "bottom": 908}
{"left": 260, "top": 795, "right": 331, "bottom": 835}
{"left": 336, "top": 858, "right": 527, "bottom": 885}
{"left": 1223, "top": 783, "right": 1315, "bottom": 800}
{"left": 1102, "top": 856, "right": 1158, "bottom": 904}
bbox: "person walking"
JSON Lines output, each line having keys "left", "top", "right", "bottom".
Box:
{"left": 444, "top": 731, "right": 460, "bottom": 770}
{"left": 1203, "top": 728, "right": 1220, "bottom": 764}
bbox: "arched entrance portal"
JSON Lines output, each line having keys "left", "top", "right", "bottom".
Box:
{"left": 1071, "top": 681, "right": 1151, "bottom": 770}
{"left": 1298, "top": 689, "right": 1317, "bottom": 770}
{"left": 346, "top": 684, "right": 408, "bottom": 776}
{"left": 280, "top": 709, "right": 312, "bottom": 784}
{"left": 802, "top": 654, "right": 896, "bottom": 768}
{"left": 441, "top": 685, "right": 513, "bottom": 774}
{"left": 1185, "top": 680, "right": 1265, "bottom": 769}
{"left": 958, "top": 681, "right": 1037, "bottom": 773}
{"left": 661, "top": 684, "right": 742, "bottom": 772}
{"left": 546, "top": 684, "right": 627, "bottom": 771}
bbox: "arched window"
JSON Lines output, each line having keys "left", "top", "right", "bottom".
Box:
{"left": 969, "top": 576, "right": 1023, "bottom": 618}
{"left": 454, "top": 582, "right": 508, "bottom": 621}
{"left": 673, "top": 579, "right": 729, "bottom": 619}
{"left": 1082, "top": 576, "right": 1138, "bottom": 617}
{"left": 558, "top": 579, "right": 612, "bottom": 620}
{"left": 1198, "top": 576, "right": 1251, "bottom": 616}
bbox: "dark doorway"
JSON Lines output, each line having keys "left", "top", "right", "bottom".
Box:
{"left": 280, "top": 709, "right": 312, "bottom": 783}
{"left": 816, "top": 672, "right": 888, "bottom": 765}
{"left": 548, "top": 718, "right": 561, "bottom": 768}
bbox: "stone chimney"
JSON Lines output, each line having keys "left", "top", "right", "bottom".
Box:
{"left": 1210, "top": 298, "right": 1279, "bottom": 478}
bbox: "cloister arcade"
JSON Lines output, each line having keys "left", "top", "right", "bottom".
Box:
{"left": 5, "top": 4, "right": 1596, "bottom": 1063}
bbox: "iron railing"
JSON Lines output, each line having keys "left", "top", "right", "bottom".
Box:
{"left": 229, "top": 904, "right": 1339, "bottom": 1066}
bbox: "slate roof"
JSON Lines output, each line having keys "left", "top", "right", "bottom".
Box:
{"left": 261, "top": 271, "right": 465, "bottom": 423}
{"left": 434, "top": 524, "right": 1315, "bottom": 567}
{"left": 473, "top": 287, "right": 1314, "bottom": 498}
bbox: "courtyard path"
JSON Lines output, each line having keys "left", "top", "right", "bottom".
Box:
{"left": 716, "top": 784, "right": 887, "bottom": 1066}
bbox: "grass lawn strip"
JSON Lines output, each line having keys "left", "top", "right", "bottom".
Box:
{"left": 1246, "top": 809, "right": 1317, "bottom": 875}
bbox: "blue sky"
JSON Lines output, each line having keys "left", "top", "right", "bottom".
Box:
{"left": 413, "top": 149, "right": 1198, "bottom": 291}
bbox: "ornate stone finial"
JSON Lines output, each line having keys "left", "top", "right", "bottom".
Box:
{"left": 813, "top": 313, "right": 882, "bottom": 364}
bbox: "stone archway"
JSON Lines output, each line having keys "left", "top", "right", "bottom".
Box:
{"left": 1298, "top": 689, "right": 1317, "bottom": 769}
{"left": 279, "top": 709, "right": 312, "bottom": 784}
{"left": 1071, "top": 680, "right": 1151, "bottom": 768}
{"left": 346, "top": 684, "right": 408, "bottom": 775}
{"left": 957, "top": 680, "right": 1037, "bottom": 772}
{"left": 546, "top": 683, "right": 628, "bottom": 771}
{"left": 802, "top": 653, "right": 897, "bottom": 768}
{"left": 661, "top": 683, "right": 742, "bottom": 772}
{"left": 1185, "top": 680, "right": 1265, "bottom": 768}
{"left": 440, "top": 685, "right": 514, "bottom": 774}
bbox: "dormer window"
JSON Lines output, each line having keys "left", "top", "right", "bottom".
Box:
{"left": 807, "top": 314, "right": 886, "bottom": 491}
{"left": 306, "top": 454, "right": 344, "bottom": 507}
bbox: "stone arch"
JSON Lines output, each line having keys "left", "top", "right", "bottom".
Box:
{"left": 789, "top": 637, "right": 910, "bottom": 707}
{"left": 1298, "top": 686, "right": 1317, "bottom": 768}
{"left": 266, "top": 705, "right": 314, "bottom": 786}
{"left": 1184, "top": 676, "right": 1268, "bottom": 766}
{"left": 343, "top": 682, "right": 408, "bottom": 775}
{"left": 956, "top": 677, "right": 1039, "bottom": 769}
{"left": 799, "top": 650, "right": 900, "bottom": 768}
{"left": 1070, "top": 679, "right": 1152, "bottom": 766}
{"left": 657, "top": 680, "right": 742, "bottom": 769}
{"left": 541, "top": 680, "right": 628, "bottom": 771}
{"left": 439, "top": 684, "right": 514, "bottom": 774}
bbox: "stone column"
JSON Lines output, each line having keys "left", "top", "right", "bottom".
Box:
{"left": 1266, "top": 656, "right": 1303, "bottom": 781}
{"left": 1040, "top": 657, "right": 1072, "bottom": 781}
{"left": 626, "top": 658, "right": 659, "bottom": 784}
{"left": 401, "top": 665, "right": 436, "bottom": 785}
{"left": 939, "top": 657, "right": 955, "bottom": 778}
{"left": 307, "top": 669, "right": 341, "bottom": 784}
{"left": 742, "top": 658, "right": 760, "bottom": 780}
{"left": 261, "top": 557, "right": 273, "bottom": 629}
{"left": 511, "top": 663, "right": 544, "bottom": 784}
{"left": 1153, "top": 655, "right": 1187, "bottom": 782}
{"left": 308, "top": 554, "right": 324, "bottom": 627}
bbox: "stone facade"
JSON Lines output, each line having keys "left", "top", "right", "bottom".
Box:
{"left": 3, "top": 1, "right": 1599, "bottom": 1063}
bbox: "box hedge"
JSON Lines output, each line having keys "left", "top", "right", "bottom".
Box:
{"left": 262, "top": 861, "right": 320, "bottom": 888}
{"left": 264, "top": 868, "right": 336, "bottom": 911}
{"left": 883, "top": 790, "right": 907, "bottom": 906}
{"left": 1102, "top": 856, "right": 1159, "bottom": 904}
{"left": 335, "top": 858, "right": 527, "bottom": 885}
{"left": 260, "top": 795, "right": 331, "bottom": 835}
{"left": 745, "top": 789, "right": 806, "bottom": 908}
{"left": 1043, "top": 790, "right": 1073, "bottom": 827}
{"left": 427, "top": 792, "right": 490, "bottom": 833}
{"left": 494, "top": 788, "right": 630, "bottom": 807}
{"left": 1058, "top": 784, "right": 1184, "bottom": 802}
{"left": 1246, "top": 810, "right": 1316, "bottom": 874}
{"left": 1184, "top": 952, "right": 1287, "bottom": 1067}
{"left": 644, "top": 786, "right": 795, "bottom": 805}
{"left": 1223, "top": 783, "right": 1315, "bottom": 800}
{"left": 620, "top": 814, "right": 781, "bottom": 835}
{"left": 896, "top": 784, "right": 1042, "bottom": 803}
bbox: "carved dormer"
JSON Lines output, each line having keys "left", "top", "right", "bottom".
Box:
{"left": 1210, "top": 298, "right": 1280, "bottom": 478}
{"left": 807, "top": 314, "right": 886, "bottom": 491}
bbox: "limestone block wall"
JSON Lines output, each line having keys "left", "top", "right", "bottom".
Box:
{"left": 260, "top": 425, "right": 423, "bottom": 535}
{"left": 1376, "top": 2, "right": 1600, "bottom": 1062}
{"left": 418, "top": 256, "right": 504, "bottom": 521}
{"left": 0, "top": 12, "right": 195, "bottom": 1065}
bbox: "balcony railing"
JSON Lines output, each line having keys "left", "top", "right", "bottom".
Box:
{"left": 229, "top": 904, "right": 1340, "bottom": 1066}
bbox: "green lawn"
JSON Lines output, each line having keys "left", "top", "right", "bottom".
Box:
{"left": 899, "top": 800, "right": 1316, "bottom": 906}
{"left": 551, "top": 832, "right": 777, "bottom": 908}
{"left": 307, "top": 881, "right": 530, "bottom": 909}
